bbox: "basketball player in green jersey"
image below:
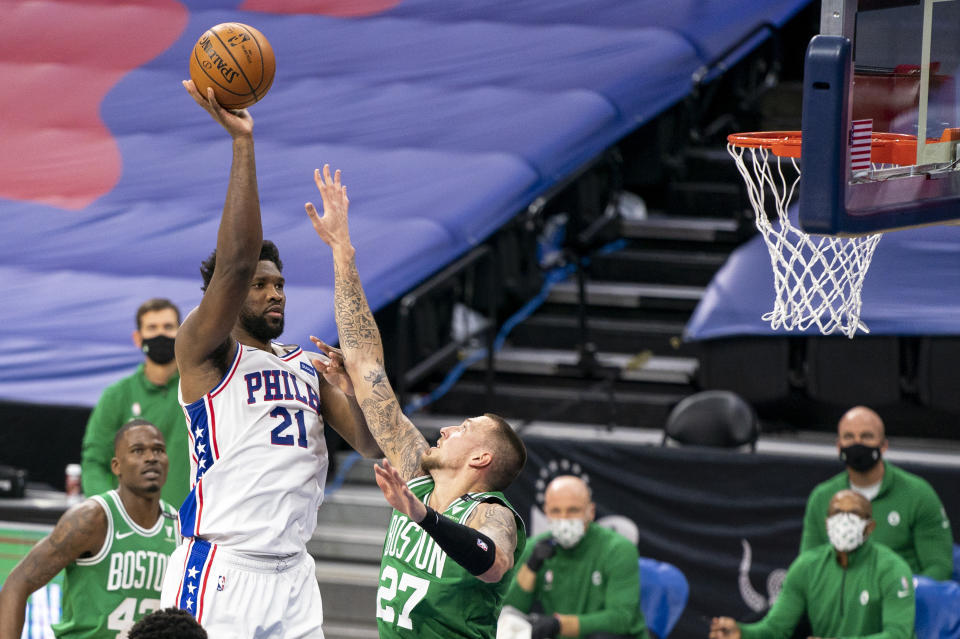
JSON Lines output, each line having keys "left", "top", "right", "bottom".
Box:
{"left": 307, "top": 165, "right": 527, "bottom": 638}
{"left": 0, "top": 420, "right": 178, "bottom": 639}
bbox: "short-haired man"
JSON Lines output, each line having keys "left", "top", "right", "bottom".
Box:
{"left": 711, "top": 490, "right": 915, "bottom": 639}
{"left": 800, "top": 405, "right": 953, "bottom": 579}
{"left": 503, "top": 475, "right": 649, "bottom": 639}
{"left": 0, "top": 420, "right": 178, "bottom": 639}
{"left": 82, "top": 298, "right": 190, "bottom": 505}
{"left": 306, "top": 164, "right": 527, "bottom": 638}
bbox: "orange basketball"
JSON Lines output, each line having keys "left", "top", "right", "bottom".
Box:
{"left": 189, "top": 23, "right": 275, "bottom": 110}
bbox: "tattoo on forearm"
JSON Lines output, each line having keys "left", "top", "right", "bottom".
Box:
{"left": 333, "top": 256, "right": 428, "bottom": 478}
{"left": 471, "top": 503, "right": 518, "bottom": 556}
{"left": 360, "top": 394, "right": 428, "bottom": 479}
{"left": 334, "top": 260, "right": 381, "bottom": 351}
{"left": 363, "top": 366, "right": 394, "bottom": 402}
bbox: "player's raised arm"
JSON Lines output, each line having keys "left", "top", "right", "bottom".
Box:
{"left": 176, "top": 81, "right": 263, "bottom": 403}
{"left": 0, "top": 502, "right": 106, "bottom": 639}
{"left": 306, "top": 165, "right": 429, "bottom": 480}
{"left": 311, "top": 339, "right": 382, "bottom": 458}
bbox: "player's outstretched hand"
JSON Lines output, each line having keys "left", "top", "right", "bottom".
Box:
{"left": 309, "top": 336, "right": 354, "bottom": 396}
{"left": 306, "top": 165, "right": 351, "bottom": 250}
{"left": 182, "top": 80, "right": 252, "bottom": 138}
{"left": 709, "top": 617, "right": 741, "bottom": 639}
{"left": 374, "top": 458, "right": 427, "bottom": 523}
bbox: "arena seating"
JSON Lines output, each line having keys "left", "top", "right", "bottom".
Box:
{"left": 0, "top": 0, "right": 813, "bottom": 406}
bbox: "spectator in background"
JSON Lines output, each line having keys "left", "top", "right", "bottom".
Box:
{"left": 81, "top": 298, "right": 190, "bottom": 506}
{"left": 711, "top": 490, "right": 915, "bottom": 639}
{"left": 129, "top": 607, "right": 207, "bottom": 639}
{"left": 0, "top": 421, "right": 178, "bottom": 639}
{"left": 503, "top": 475, "right": 648, "bottom": 639}
{"left": 800, "top": 405, "right": 953, "bottom": 580}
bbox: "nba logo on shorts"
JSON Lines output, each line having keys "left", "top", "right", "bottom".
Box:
{"left": 217, "top": 575, "right": 226, "bottom": 592}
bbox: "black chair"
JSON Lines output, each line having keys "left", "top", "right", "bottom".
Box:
{"left": 662, "top": 390, "right": 759, "bottom": 451}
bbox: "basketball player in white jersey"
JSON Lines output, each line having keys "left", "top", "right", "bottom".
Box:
{"left": 158, "top": 81, "right": 380, "bottom": 637}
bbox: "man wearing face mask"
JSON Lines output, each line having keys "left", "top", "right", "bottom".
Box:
{"left": 503, "top": 475, "right": 648, "bottom": 639}
{"left": 81, "top": 298, "right": 190, "bottom": 506}
{"left": 710, "top": 490, "right": 915, "bottom": 639}
{"left": 799, "top": 405, "right": 952, "bottom": 580}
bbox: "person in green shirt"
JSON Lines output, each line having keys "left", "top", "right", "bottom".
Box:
{"left": 81, "top": 298, "right": 190, "bottom": 506}
{"left": 0, "top": 420, "right": 178, "bottom": 639}
{"left": 800, "top": 405, "right": 953, "bottom": 580}
{"left": 711, "top": 489, "right": 915, "bottom": 639}
{"left": 308, "top": 165, "right": 527, "bottom": 639}
{"left": 503, "top": 475, "right": 648, "bottom": 639}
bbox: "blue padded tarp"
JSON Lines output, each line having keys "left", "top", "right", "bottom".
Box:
{"left": 685, "top": 219, "right": 960, "bottom": 340}
{"left": 0, "top": 0, "right": 810, "bottom": 406}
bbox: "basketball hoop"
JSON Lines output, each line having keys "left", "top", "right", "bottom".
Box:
{"left": 727, "top": 131, "right": 915, "bottom": 338}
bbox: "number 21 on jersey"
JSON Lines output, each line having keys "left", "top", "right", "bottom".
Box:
{"left": 269, "top": 406, "right": 308, "bottom": 448}
{"left": 376, "top": 566, "right": 429, "bottom": 630}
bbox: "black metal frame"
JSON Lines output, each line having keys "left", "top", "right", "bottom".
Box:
{"left": 395, "top": 245, "right": 497, "bottom": 409}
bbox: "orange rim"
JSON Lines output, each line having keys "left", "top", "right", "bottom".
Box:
{"left": 727, "top": 131, "right": 919, "bottom": 164}
{"left": 727, "top": 131, "right": 802, "bottom": 158}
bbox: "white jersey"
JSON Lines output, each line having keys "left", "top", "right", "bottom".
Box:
{"left": 178, "top": 341, "right": 328, "bottom": 556}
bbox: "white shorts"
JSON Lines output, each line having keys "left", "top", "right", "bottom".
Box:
{"left": 160, "top": 538, "right": 324, "bottom": 639}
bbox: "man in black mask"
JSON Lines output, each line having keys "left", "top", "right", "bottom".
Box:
{"left": 799, "top": 405, "right": 953, "bottom": 580}
{"left": 81, "top": 298, "right": 190, "bottom": 505}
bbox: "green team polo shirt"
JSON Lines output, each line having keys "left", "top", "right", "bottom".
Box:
{"left": 800, "top": 461, "right": 953, "bottom": 580}
{"left": 377, "top": 475, "right": 526, "bottom": 639}
{"left": 740, "top": 539, "right": 915, "bottom": 639}
{"left": 504, "top": 523, "right": 649, "bottom": 639}
{"left": 80, "top": 364, "right": 189, "bottom": 506}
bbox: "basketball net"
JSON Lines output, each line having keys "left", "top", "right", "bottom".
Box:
{"left": 727, "top": 141, "right": 881, "bottom": 338}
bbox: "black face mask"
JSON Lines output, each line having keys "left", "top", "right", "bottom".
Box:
{"left": 840, "top": 443, "right": 882, "bottom": 473}
{"left": 141, "top": 335, "right": 176, "bottom": 365}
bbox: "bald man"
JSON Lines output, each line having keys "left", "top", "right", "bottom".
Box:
{"left": 711, "top": 490, "right": 915, "bottom": 639}
{"left": 503, "top": 476, "right": 649, "bottom": 639}
{"left": 800, "top": 405, "right": 952, "bottom": 579}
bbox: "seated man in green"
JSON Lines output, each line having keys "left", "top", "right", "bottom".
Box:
{"left": 710, "top": 490, "right": 915, "bottom": 639}
{"left": 801, "top": 405, "right": 953, "bottom": 580}
{"left": 503, "top": 475, "right": 648, "bottom": 639}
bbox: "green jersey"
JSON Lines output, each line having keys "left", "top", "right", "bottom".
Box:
{"left": 741, "top": 539, "right": 915, "bottom": 639}
{"left": 377, "top": 475, "right": 526, "bottom": 639}
{"left": 800, "top": 461, "right": 953, "bottom": 579}
{"left": 504, "top": 524, "right": 649, "bottom": 639}
{"left": 52, "top": 490, "right": 178, "bottom": 639}
{"left": 81, "top": 364, "right": 190, "bottom": 506}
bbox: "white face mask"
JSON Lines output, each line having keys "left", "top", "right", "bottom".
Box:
{"left": 549, "top": 518, "right": 586, "bottom": 549}
{"left": 826, "top": 512, "right": 868, "bottom": 552}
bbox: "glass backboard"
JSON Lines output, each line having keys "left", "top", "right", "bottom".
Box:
{"left": 799, "top": 0, "right": 960, "bottom": 235}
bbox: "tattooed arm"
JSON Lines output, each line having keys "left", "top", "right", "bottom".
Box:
{"left": 375, "top": 458, "right": 517, "bottom": 583}
{"left": 305, "top": 165, "right": 429, "bottom": 481}
{"left": 466, "top": 501, "right": 519, "bottom": 583}
{"left": 0, "top": 500, "right": 107, "bottom": 639}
